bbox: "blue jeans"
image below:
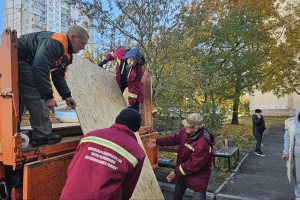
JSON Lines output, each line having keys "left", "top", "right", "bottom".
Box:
{"left": 173, "top": 181, "right": 206, "bottom": 200}
{"left": 253, "top": 131, "right": 262, "bottom": 152}
{"left": 294, "top": 156, "right": 300, "bottom": 198}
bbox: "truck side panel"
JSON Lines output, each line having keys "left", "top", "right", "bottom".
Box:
{"left": 23, "top": 152, "right": 74, "bottom": 199}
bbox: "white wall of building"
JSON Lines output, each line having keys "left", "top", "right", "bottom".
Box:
{"left": 249, "top": 90, "right": 300, "bottom": 116}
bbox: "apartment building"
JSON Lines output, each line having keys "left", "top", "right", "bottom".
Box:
{"left": 4, "top": 0, "right": 91, "bottom": 36}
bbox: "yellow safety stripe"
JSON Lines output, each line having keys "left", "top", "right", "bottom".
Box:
{"left": 179, "top": 164, "right": 186, "bottom": 175}
{"left": 110, "top": 51, "right": 114, "bottom": 58}
{"left": 184, "top": 143, "right": 194, "bottom": 152}
{"left": 80, "top": 136, "right": 138, "bottom": 167}
{"left": 128, "top": 93, "right": 138, "bottom": 98}
{"left": 116, "top": 58, "right": 121, "bottom": 65}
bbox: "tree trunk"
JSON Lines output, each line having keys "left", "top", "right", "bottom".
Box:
{"left": 210, "top": 91, "right": 216, "bottom": 127}
{"left": 231, "top": 90, "right": 241, "bottom": 125}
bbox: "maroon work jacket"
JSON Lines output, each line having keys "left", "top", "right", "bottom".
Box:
{"left": 156, "top": 127, "right": 214, "bottom": 192}
{"left": 106, "top": 48, "right": 144, "bottom": 105}
{"left": 60, "top": 124, "right": 145, "bottom": 200}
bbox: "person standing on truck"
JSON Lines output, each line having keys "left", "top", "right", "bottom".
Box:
{"left": 147, "top": 113, "right": 215, "bottom": 200}
{"left": 60, "top": 108, "right": 145, "bottom": 200}
{"left": 17, "top": 25, "right": 89, "bottom": 146}
{"left": 98, "top": 47, "right": 145, "bottom": 112}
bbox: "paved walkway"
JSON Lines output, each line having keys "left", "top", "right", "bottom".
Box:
{"left": 218, "top": 120, "right": 295, "bottom": 200}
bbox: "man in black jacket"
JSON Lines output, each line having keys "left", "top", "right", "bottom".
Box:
{"left": 252, "top": 109, "right": 267, "bottom": 156}
{"left": 18, "top": 25, "right": 89, "bottom": 146}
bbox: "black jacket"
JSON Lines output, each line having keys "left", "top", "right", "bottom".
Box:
{"left": 18, "top": 31, "right": 74, "bottom": 100}
{"left": 252, "top": 114, "right": 266, "bottom": 133}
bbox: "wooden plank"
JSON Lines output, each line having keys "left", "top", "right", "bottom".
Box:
{"left": 66, "top": 55, "right": 164, "bottom": 200}
{"left": 20, "top": 123, "right": 81, "bottom": 131}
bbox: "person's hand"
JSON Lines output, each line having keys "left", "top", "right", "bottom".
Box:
{"left": 167, "top": 171, "right": 176, "bottom": 182}
{"left": 65, "top": 97, "right": 76, "bottom": 109}
{"left": 45, "top": 98, "right": 57, "bottom": 113}
{"left": 257, "top": 113, "right": 261, "bottom": 118}
{"left": 98, "top": 59, "right": 107, "bottom": 68}
{"left": 282, "top": 154, "right": 289, "bottom": 161}
{"left": 146, "top": 139, "right": 157, "bottom": 148}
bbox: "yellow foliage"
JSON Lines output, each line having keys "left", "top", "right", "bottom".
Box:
{"left": 214, "top": 119, "right": 271, "bottom": 142}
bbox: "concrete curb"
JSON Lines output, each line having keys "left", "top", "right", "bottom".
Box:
{"left": 214, "top": 153, "right": 249, "bottom": 194}
{"left": 158, "top": 153, "right": 250, "bottom": 200}
{"left": 158, "top": 182, "right": 215, "bottom": 199}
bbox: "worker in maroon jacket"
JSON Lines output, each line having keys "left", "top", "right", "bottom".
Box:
{"left": 60, "top": 108, "right": 145, "bottom": 200}
{"left": 98, "top": 47, "right": 145, "bottom": 112}
{"left": 147, "top": 113, "right": 215, "bottom": 200}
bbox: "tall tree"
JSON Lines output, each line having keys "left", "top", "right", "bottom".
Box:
{"left": 75, "top": 0, "right": 209, "bottom": 101}
{"left": 188, "top": 9, "right": 269, "bottom": 124}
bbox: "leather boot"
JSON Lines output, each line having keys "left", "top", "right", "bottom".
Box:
{"left": 30, "top": 137, "right": 48, "bottom": 147}
{"left": 47, "top": 134, "right": 62, "bottom": 145}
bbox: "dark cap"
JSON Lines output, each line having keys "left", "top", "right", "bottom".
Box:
{"left": 255, "top": 109, "right": 262, "bottom": 113}
{"left": 115, "top": 108, "right": 142, "bottom": 132}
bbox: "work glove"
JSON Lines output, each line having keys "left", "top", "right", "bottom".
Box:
{"left": 98, "top": 59, "right": 108, "bottom": 68}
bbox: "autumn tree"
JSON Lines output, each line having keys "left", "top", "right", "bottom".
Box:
{"left": 186, "top": 9, "right": 269, "bottom": 124}
{"left": 74, "top": 0, "right": 207, "bottom": 99}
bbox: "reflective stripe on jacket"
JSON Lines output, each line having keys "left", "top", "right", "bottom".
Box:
{"left": 18, "top": 31, "right": 74, "bottom": 100}
{"left": 60, "top": 124, "right": 145, "bottom": 200}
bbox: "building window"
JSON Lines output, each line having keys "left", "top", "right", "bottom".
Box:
{"left": 56, "top": 5, "right": 59, "bottom": 9}
{"left": 26, "top": 19, "right": 29, "bottom": 24}
{"left": 49, "top": 7, "right": 53, "bottom": 12}
{"left": 26, "top": 0, "right": 30, "bottom": 3}
{"left": 55, "top": 29, "right": 60, "bottom": 32}
{"left": 61, "top": 19, "right": 68, "bottom": 25}
{"left": 49, "top": 1, "right": 53, "bottom": 6}
{"left": 55, "top": 11, "right": 59, "bottom": 15}
{"left": 56, "top": 23, "right": 59, "bottom": 27}
{"left": 55, "top": 0, "right": 59, "bottom": 2}
{"left": 49, "top": 20, "right": 53, "bottom": 24}
{"left": 61, "top": 13, "right": 67, "bottom": 19}
{"left": 61, "top": 7, "right": 68, "bottom": 13}
{"left": 49, "top": 26, "right": 53, "bottom": 31}
{"left": 39, "top": 10, "right": 45, "bottom": 15}
{"left": 49, "top": 14, "right": 53, "bottom": 18}
{"left": 36, "top": 0, "right": 45, "bottom": 4}
{"left": 55, "top": 16, "right": 59, "bottom": 21}
{"left": 40, "top": 17, "right": 45, "bottom": 23}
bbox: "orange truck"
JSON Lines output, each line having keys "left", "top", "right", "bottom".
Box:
{"left": 0, "top": 29, "right": 158, "bottom": 199}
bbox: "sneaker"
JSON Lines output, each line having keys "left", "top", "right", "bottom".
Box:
{"left": 255, "top": 151, "right": 265, "bottom": 156}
